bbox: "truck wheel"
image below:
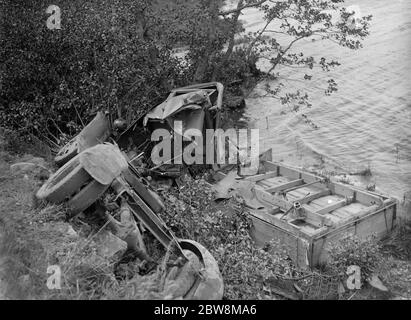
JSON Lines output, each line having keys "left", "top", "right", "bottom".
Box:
{"left": 54, "top": 112, "right": 111, "bottom": 167}
{"left": 37, "top": 154, "right": 110, "bottom": 217}
{"left": 55, "top": 138, "right": 79, "bottom": 166}
{"left": 36, "top": 155, "right": 90, "bottom": 203}
{"left": 67, "top": 180, "right": 109, "bottom": 217}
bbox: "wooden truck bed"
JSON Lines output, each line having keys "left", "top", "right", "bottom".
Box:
{"left": 218, "top": 160, "right": 398, "bottom": 268}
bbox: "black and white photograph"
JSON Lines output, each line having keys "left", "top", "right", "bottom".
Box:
{"left": 0, "top": 0, "right": 410, "bottom": 305}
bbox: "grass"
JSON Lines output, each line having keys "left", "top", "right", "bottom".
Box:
{"left": 381, "top": 220, "right": 411, "bottom": 260}
{"left": 0, "top": 144, "right": 172, "bottom": 300}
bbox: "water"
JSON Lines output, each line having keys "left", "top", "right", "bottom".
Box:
{"left": 238, "top": 0, "right": 411, "bottom": 199}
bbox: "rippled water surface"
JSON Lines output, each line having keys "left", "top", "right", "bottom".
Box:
{"left": 241, "top": 0, "right": 411, "bottom": 198}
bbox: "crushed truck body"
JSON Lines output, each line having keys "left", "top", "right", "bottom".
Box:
{"left": 54, "top": 82, "right": 224, "bottom": 177}
{"left": 37, "top": 143, "right": 224, "bottom": 300}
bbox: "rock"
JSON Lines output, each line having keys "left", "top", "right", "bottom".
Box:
{"left": 93, "top": 230, "right": 127, "bottom": 262}
{"left": 368, "top": 275, "right": 388, "bottom": 292}
{"left": 10, "top": 157, "right": 49, "bottom": 179}
{"left": 66, "top": 225, "right": 78, "bottom": 238}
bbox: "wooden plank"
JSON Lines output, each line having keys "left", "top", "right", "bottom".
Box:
{"left": 283, "top": 180, "right": 324, "bottom": 193}
{"left": 279, "top": 166, "right": 301, "bottom": 180}
{"left": 354, "top": 188, "right": 384, "bottom": 207}
{"left": 315, "top": 198, "right": 351, "bottom": 215}
{"left": 297, "top": 189, "right": 332, "bottom": 205}
{"left": 258, "top": 180, "right": 275, "bottom": 188}
{"left": 329, "top": 182, "right": 355, "bottom": 198}
{"left": 212, "top": 171, "right": 226, "bottom": 182}
{"left": 287, "top": 188, "right": 309, "bottom": 200}
{"left": 304, "top": 209, "right": 334, "bottom": 227}
{"left": 249, "top": 215, "right": 311, "bottom": 268}
{"left": 354, "top": 205, "right": 396, "bottom": 237}
{"left": 311, "top": 202, "right": 396, "bottom": 266}
{"left": 249, "top": 209, "right": 299, "bottom": 235}
{"left": 244, "top": 171, "right": 277, "bottom": 182}
{"left": 331, "top": 209, "right": 351, "bottom": 220}
{"left": 249, "top": 215, "right": 298, "bottom": 248}
{"left": 266, "top": 179, "right": 304, "bottom": 193}
{"left": 311, "top": 225, "right": 357, "bottom": 266}
{"left": 335, "top": 203, "right": 367, "bottom": 217}
{"left": 309, "top": 195, "right": 341, "bottom": 207}
{"left": 301, "top": 172, "right": 322, "bottom": 184}
{"left": 265, "top": 176, "right": 290, "bottom": 185}
{"left": 254, "top": 185, "right": 292, "bottom": 210}
{"left": 263, "top": 161, "right": 322, "bottom": 183}
{"left": 261, "top": 161, "right": 279, "bottom": 174}
{"left": 331, "top": 182, "right": 384, "bottom": 206}
{"left": 300, "top": 225, "right": 327, "bottom": 238}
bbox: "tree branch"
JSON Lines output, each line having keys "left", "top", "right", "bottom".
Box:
{"left": 219, "top": 0, "right": 269, "bottom": 16}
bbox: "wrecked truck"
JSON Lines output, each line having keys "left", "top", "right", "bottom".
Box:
{"left": 37, "top": 143, "right": 223, "bottom": 299}
{"left": 55, "top": 82, "right": 224, "bottom": 175}
{"left": 38, "top": 83, "right": 225, "bottom": 299}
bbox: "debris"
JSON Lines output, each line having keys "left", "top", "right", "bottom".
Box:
{"left": 66, "top": 225, "right": 78, "bottom": 238}
{"left": 79, "top": 143, "right": 128, "bottom": 185}
{"left": 179, "top": 240, "right": 224, "bottom": 300}
{"left": 163, "top": 250, "right": 200, "bottom": 299}
{"left": 10, "top": 157, "right": 50, "bottom": 179}
{"left": 368, "top": 275, "right": 388, "bottom": 292}
{"left": 54, "top": 111, "right": 110, "bottom": 166}
{"left": 212, "top": 171, "right": 237, "bottom": 200}
{"left": 93, "top": 230, "right": 127, "bottom": 262}
{"left": 265, "top": 277, "right": 302, "bottom": 300}
{"left": 52, "top": 222, "right": 78, "bottom": 238}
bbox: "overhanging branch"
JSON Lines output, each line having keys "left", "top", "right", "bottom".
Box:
{"left": 219, "top": 0, "right": 269, "bottom": 16}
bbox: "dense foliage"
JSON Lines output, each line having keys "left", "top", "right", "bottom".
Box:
{"left": 0, "top": 0, "right": 192, "bottom": 142}
{"left": 327, "top": 234, "right": 383, "bottom": 283}
{"left": 1, "top": 0, "right": 372, "bottom": 143}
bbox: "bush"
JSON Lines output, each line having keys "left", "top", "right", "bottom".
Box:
{"left": 327, "top": 234, "right": 383, "bottom": 283}
{"left": 0, "top": 0, "right": 190, "bottom": 141}
{"left": 0, "top": 0, "right": 262, "bottom": 144}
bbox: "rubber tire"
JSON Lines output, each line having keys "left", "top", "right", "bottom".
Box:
{"left": 55, "top": 138, "right": 79, "bottom": 167}
{"left": 67, "top": 180, "right": 109, "bottom": 217}
{"left": 36, "top": 155, "right": 91, "bottom": 203}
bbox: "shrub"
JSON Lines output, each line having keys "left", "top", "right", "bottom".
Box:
{"left": 327, "top": 234, "right": 383, "bottom": 283}
{"left": 0, "top": 0, "right": 190, "bottom": 142}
